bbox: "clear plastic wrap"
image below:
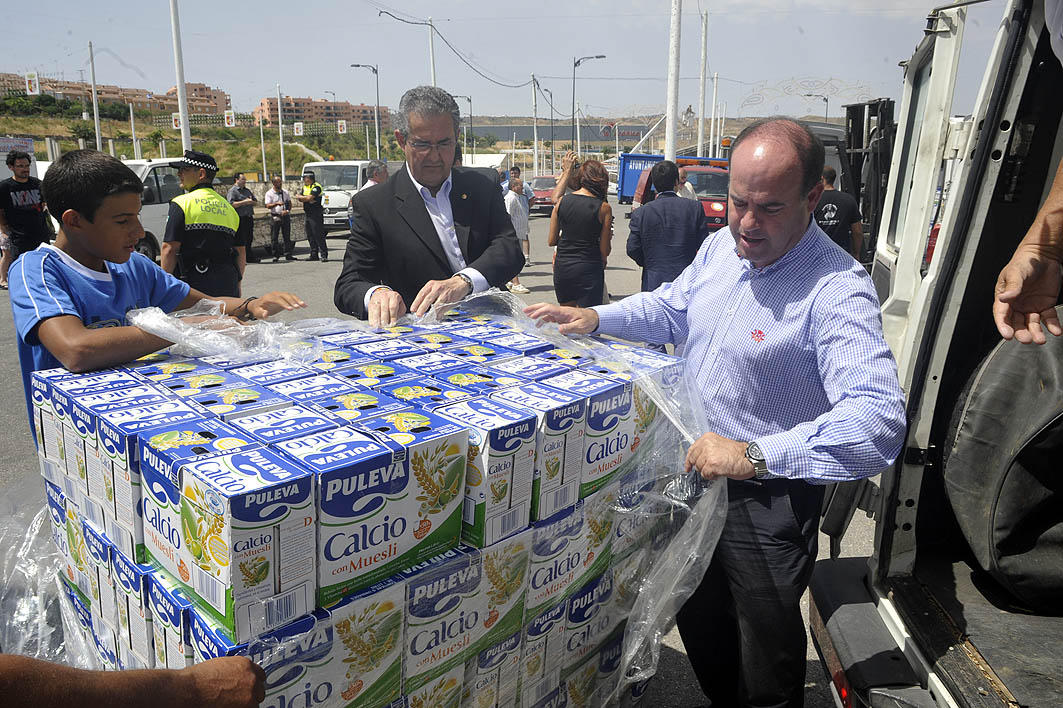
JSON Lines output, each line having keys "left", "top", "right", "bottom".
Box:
{"left": 2, "top": 289, "right": 726, "bottom": 706}
{"left": 126, "top": 298, "right": 325, "bottom": 364}
{"left": 0, "top": 467, "right": 97, "bottom": 668}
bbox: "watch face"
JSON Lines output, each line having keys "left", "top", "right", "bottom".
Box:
{"left": 747, "top": 441, "right": 764, "bottom": 461}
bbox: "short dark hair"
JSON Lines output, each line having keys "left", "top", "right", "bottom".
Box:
{"left": 234, "top": 171, "right": 245, "bottom": 180}
{"left": 731, "top": 117, "right": 825, "bottom": 195}
{"left": 6, "top": 150, "right": 30, "bottom": 167}
{"left": 42, "top": 150, "right": 142, "bottom": 223}
{"left": 650, "top": 160, "right": 679, "bottom": 192}
{"left": 821, "top": 166, "right": 837, "bottom": 185}
{"left": 578, "top": 160, "right": 609, "bottom": 200}
{"left": 510, "top": 166, "right": 521, "bottom": 176}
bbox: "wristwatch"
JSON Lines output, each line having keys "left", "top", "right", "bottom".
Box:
{"left": 454, "top": 272, "right": 474, "bottom": 295}
{"left": 744, "top": 441, "right": 770, "bottom": 480}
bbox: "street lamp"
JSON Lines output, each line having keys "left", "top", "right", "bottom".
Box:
{"left": 572, "top": 55, "right": 605, "bottom": 147}
{"left": 453, "top": 94, "right": 473, "bottom": 159}
{"left": 542, "top": 87, "right": 555, "bottom": 173}
{"left": 804, "top": 93, "right": 828, "bottom": 122}
{"left": 351, "top": 64, "right": 380, "bottom": 159}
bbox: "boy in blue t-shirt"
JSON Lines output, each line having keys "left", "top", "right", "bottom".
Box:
{"left": 10, "top": 149, "right": 307, "bottom": 426}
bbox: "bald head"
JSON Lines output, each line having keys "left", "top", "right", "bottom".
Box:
{"left": 731, "top": 118, "right": 824, "bottom": 196}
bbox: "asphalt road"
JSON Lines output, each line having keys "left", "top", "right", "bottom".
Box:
{"left": 0, "top": 196, "right": 873, "bottom": 706}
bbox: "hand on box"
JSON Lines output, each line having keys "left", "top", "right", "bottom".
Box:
{"left": 410, "top": 276, "right": 472, "bottom": 318}
{"left": 684, "top": 432, "right": 754, "bottom": 481}
{"left": 369, "top": 287, "right": 407, "bottom": 327}
{"left": 250, "top": 292, "right": 307, "bottom": 319}
{"left": 181, "top": 656, "right": 266, "bottom": 708}
{"left": 523, "top": 302, "right": 598, "bottom": 335}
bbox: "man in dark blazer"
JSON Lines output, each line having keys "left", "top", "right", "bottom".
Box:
{"left": 627, "top": 160, "right": 710, "bottom": 292}
{"left": 334, "top": 86, "right": 523, "bottom": 326}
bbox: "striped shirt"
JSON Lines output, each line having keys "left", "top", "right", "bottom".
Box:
{"left": 593, "top": 219, "right": 906, "bottom": 483}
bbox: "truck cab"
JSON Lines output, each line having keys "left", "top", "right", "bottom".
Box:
{"left": 299, "top": 160, "right": 372, "bottom": 231}
{"left": 810, "top": 1, "right": 1063, "bottom": 706}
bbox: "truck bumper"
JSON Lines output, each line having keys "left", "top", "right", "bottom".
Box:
{"left": 809, "top": 557, "right": 941, "bottom": 708}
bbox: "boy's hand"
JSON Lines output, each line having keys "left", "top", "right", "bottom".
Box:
{"left": 250, "top": 292, "right": 307, "bottom": 319}
{"left": 180, "top": 656, "right": 266, "bottom": 708}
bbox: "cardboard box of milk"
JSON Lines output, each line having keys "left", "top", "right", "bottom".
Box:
{"left": 521, "top": 596, "right": 568, "bottom": 688}
{"left": 434, "top": 399, "right": 536, "bottom": 547}
{"left": 407, "top": 663, "right": 464, "bottom": 708}
{"left": 442, "top": 342, "right": 522, "bottom": 366}
{"left": 245, "top": 609, "right": 342, "bottom": 708}
{"left": 186, "top": 383, "right": 292, "bottom": 421}
{"left": 308, "top": 389, "right": 411, "bottom": 425}
{"left": 30, "top": 368, "right": 75, "bottom": 459}
{"left": 147, "top": 566, "right": 194, "bottom": 669}
{"left": 354, "top": 338, "right": 426, "bottom": 362}
{"left": 540, "top": 370, "right": 634, "bottom": 500}
{"left": 562, "top": 568, "right": 619, "bottom": 673}
{"left": 478, "top": 527, "right": 532, "bottom": 650}
{"left": 377, "top": 379, "right": 473, "bottom": 412}
{"left": 138, "top": 417, "right": 261, "bottom": 584}
{"left": 331, "top": 361, "right": 422, "bottom": 389}
{"left": 111, "top": 547, "right": 155, "bottom": 667}
{"left": 401, "top": 547, "right": 486, "bottom": 693}
{"left": 461, "top": 627, "right": 522, "bottom": 708}
{"left": 490, "top": 384, "right": 586, "bottom": 521}
{"left": 275, "top": 426, "right": 456, "bottom": 606}
{"left": 187, "top": 601, "right": 244, "bottom": 661}
{"left": 83, "top": 517, "right": 119, "bottom": 631}
{"left": 403, "top": 331, "right": 477, "bottom": 352}
{"left": 308, "top": 345, "right": 373, "bottom": 372}
{"left": 480, "top": 332, "right": 554, "bottom": 357}
{"left": 434, "top": 367, "right": 527, "bottom": 396}
{"left": 231, "top": 359, "right": 316, "bottom": 386}
{"left": 327, "top": 577, "right": 406, "bottom": 708}
{"left": 226, "top": 403, "right": 338, "bottom": 445}
{"left": 268, "top": 372, "right": 365, "bottom": 402}
{"left": 354, "top": 410, "right": 469, "bottom": 557}
{"left": 526, "top": 502, "right": 586, "bottom": 619}
{"left": 179, "top": 448, "right": 317, "bottom": 642}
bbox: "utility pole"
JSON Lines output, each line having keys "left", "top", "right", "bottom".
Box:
{"left": 428, "top": 17, "right": 437, "bottom": 86}
{"left": 276, "top": 85, "right": 286, "bottom": 180}
{"left": 710, "top": 72, "right": 718, "bottom": 157}
{"left": 664, "top": 0, "right": 682, "bottom": 160}
{"left": 575, "top": 102, "right": 581, "bottom": 155}
{"left": 697, "top": 12, "right": 708, "bottom": 157}
{"left": 87, "top": 41, "right": 101, "bottom": 151}
{"left": 259, "top": 116, "right": 268, "bottom": 181}
{"left": 168, "top": 0, "right": 191, "bottom": 151}
{"left": 128, "top": 103, "right": 140, "bottom": 159}
{"left": 543, "top": 86, "right": 555, "bottom": 173}
{"left": 532, "top": 76, "right": 539, "bottom": 177}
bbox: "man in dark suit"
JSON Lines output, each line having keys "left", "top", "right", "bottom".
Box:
{"left": 627, "top": 160, "right": 710, "bottom": 292}
{"left": 334, "top": 86, "right": 523, "bottom": 326}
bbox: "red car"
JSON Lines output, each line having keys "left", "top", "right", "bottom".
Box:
{"left": 632, "top": 166, "right": 729, "bottom": 231}
{"left": 528, "top": 175, "right": 559, "bottom": 213}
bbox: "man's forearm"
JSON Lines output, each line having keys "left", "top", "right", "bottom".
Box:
{"left": 1017, "top": 159, "right": 1063, "bottom": 259}
{"left": 43, "top": 324, "right": 171, "bottom": 374}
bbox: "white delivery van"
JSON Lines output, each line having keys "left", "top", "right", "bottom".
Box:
{"left": 299, "top": 160, "right": 374, "bottom": 231}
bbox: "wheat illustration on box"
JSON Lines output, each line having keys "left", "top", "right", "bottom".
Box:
{"left": 412, "top": 441, "right": 465, "bottom": 537}
{"left": 181, "top": 483, "right": 226, "bottom": 577}
{"left": 630, "top": 387, "right": 657, "bottom": 452}
{"left": 335, "top": 601, "right": 403, "bottom": 701}
{"left": 238, "top": 557, "right": 269, "bottom": 587}
{"left": 411, "top": 675, "right": 462, "bottom": 708}
{"left": 483, "top": 542, "right": 527, "bottom": 623}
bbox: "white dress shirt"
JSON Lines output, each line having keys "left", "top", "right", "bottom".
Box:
{"left": 363, "top": 166, "right": 487, "bottom": 311}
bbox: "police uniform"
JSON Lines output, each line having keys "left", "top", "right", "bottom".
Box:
{"left": 301, "top": 171, "right": 327, "bottom": 261}
{"left": 163, "top": 151, "right": 242, "bottom": 297}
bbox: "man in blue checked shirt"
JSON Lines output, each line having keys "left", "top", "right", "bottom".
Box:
{"left": 526, "top": 118, "right": 906, "bottom": 708}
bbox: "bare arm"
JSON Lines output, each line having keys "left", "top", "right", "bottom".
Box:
{"left": 547, "top": 199, "right": 562, "bottom": 248}
{"left": 0, "top": 206, "right": 10, "bottom": 235}
{"left": 160, "top": 241, "right": 180, "bottom": 274}
{"left": 993, "top": 158, "right": 1063, "bottom": 342}
{"left": 850, "top": 222, "right": 863, "bottom": 259}
{"left": 599, "top": 201, "right": 613, "bottom": 262}
{"left": 234, "top": 245, "right": 246, "bottom": 287}
{"left": 552, "top": 151, "right": 577, "bottom": 204}
{"left": 0, "top": 653, "right": 265, "bottom": 708}
{"left": 36, "top": 290, "right": 305, "bottom": 373}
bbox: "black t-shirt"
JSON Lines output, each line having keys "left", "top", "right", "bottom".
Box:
{"left": 302, "top": 183, "right": 323, "bottom": 215}
{"left": 814, "top": 189, "right": 861, "bottom": 250}
{"left": 0, "top": 177, "right": 48, "bottom": 247}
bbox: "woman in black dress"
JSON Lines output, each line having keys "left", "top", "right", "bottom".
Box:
{"left": 548, "top": 160, "right": 613, "bottom": 306}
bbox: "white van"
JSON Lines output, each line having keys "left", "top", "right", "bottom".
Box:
{"left": 299, "top": 160, "right": 373, "bottom": 231}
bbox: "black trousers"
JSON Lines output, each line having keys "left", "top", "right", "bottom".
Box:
{"left": 304, "top": 212, "right": 327, "bottom": 257}
{"left": 180, "top": 261, "right": 240, "bottom": 298}
{"left": 236, "top": 215, "right": 256, "bottom": 261}
{"left": 677, "top": 478, "right": 824, "bottom": 708}
{"left": 270, "top": 214, "right": 293, "bottom": 255}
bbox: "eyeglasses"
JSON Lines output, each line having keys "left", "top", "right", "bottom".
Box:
{"left": 407, "top": 138, "right": 456, "bottom": 154}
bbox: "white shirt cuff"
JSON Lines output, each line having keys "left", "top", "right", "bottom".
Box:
{"left": 458, "top": 267, "right": 488, "bottom": 294}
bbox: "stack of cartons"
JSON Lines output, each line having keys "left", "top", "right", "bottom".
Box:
{"left": 36, "top": 316, "right": 691, "bottom": 707}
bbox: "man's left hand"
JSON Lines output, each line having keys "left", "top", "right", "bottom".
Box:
{"left": 249, "top": 291, "right": 307, "bottom": 320}
{"left": 684, "top": 432, "right": 755, "bottom": 481}
{"left": 410, "top": 276, "right": 472, "bottom": 317}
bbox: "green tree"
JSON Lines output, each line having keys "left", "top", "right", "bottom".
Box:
{"left": 147, "top": 129, "right": 165, "bottom": 143}
{"left": 69, "top": 121, "right": 96, "bottom": 142}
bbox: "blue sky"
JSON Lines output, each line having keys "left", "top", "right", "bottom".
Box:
{"left": 2, "top": 0, "right": 1005, "bottom": 122}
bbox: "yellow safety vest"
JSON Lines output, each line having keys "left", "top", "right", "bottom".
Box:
{"left": 171, "top": 187, "right": 240, "bottom": 259}
{"left": 302, "top": 182, "right": 323, "bottom": 211}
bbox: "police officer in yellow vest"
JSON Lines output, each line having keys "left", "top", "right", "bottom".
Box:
{"left": 160, "top": 150, "right": 244, "bottom": 297}
{"left": 294, "top": 170, "right": 327, "bottom": 261}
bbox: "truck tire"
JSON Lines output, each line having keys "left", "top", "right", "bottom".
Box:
{"left": 943, "top": 309, "right": 1063, "bottom": 613}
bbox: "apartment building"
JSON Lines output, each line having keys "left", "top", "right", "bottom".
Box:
{"left": 253, "top": 96, "right": 389, "bottom": 130}
{"left": 0, "top": 73, "right": 230, "bottom": 114}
